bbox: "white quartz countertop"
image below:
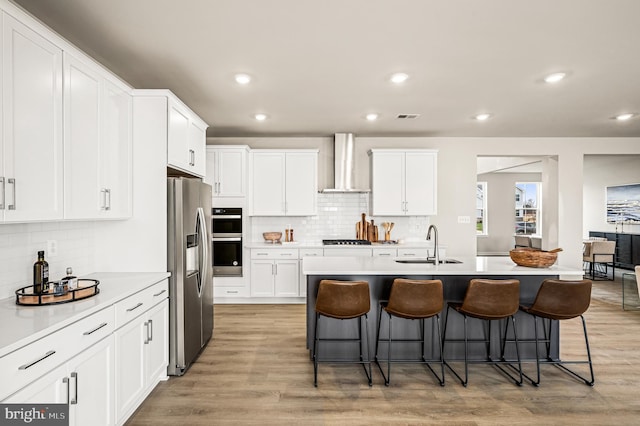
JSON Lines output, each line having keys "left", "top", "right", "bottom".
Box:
{"left": 302, "top": 256, "right": 584, "bottom": 276}
{"left": 246, "top": 241, "right": 436, "bottom": 249}
{"left": 0, "top": 272, "right": 170, "bottom": 357}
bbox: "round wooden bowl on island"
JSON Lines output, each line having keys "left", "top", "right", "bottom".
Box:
{"left": 263, "top": 232, "right": 282, "bottom": 243}
{"left": 509, "top": 247, "right": 562, "bottom": 268}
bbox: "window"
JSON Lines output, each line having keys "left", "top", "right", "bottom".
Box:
{"left": 477, "top": 182, "right": 487, "bottom": 235}
{"left": 515, "top": 182, "right": 541, "bottom": 235}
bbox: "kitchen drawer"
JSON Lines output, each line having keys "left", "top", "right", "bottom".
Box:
{"left": 373, "top": 248, "right": 397, "bottom": 257}
{"left": 299, "top": 248, "right": 323, "bottom": 258}
{"left": 0, "top": 305, "right": 115, "bottom": 401}
{"left": 115, "top": 279, "right": 168, "bottom": 328}
{"left": 251, "top": 248, "right": 299, "bottom": 260}
{"left": 214, "top": 286, "right": 249, "bottom": 298}
{"left": 324, "top": 248, "right": 373, "bottom": 257}
{"left": 397, "top": 248, "right": 430, "bottom": 258}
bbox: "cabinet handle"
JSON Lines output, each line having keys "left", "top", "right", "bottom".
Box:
{"left": 19, "top": 350, "right": 56, "bottom": 370}
{"left": 70, "top": 372, "right": 78, "bottom": 405}
{"left": 126, "top": 302, "right": 144, "bottom": 312}
{"left": 100, "top": 188, "right": 107, "bottom": 210}
{"left": 63, "top": 377, "right": 70, "bottom": 404}
{"left": 7, "top": 178, "right": 15, "bottom": 210}
{"left": 256, "top": 253, "right": 268, "bottom": 256}
{"left": 189, "top": 149, "right": 195, "bottom": 166}
{"left": 227, "top": 290, "right": 239, "bottom": 294}
{"left": 83, "top": 322, "right": 108, "bottom": 335}
{"left": 403, "top": 253, "right": 416, "bottom": 256}
{"left": 153, "top": 289, "right": 167, "bottom": 297}
{"left": 144, "top": 321, "right": 150, "bottom": 344}
{"left": 379, "top": 253, "right": 391, "bottom": 256}
{"left": 274, "top": 264, "right": 278, "bottom": 275}
{"left": 0, "top": 177, "right": 4, "bottom": 210}
{"left": 148, "top": 319, "right": 153, "bottom": 342}
{"left": 280, "top": 253, "right": 293, "bottom": 256}
{"left": 105, "top": 189, "right": 111, "bottom": 211}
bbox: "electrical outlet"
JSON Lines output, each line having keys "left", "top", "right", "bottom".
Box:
{"left": 47, "top": 240, "right": 58, "bottom": 257}
{"left": 457, "top": 216, "right": 471, "bottom": 224}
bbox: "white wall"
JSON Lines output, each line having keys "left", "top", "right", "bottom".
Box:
{"left": 210, "top": 136, "right": 640, "bottom": 268}
{"left": 583, "top": 154, "right": 640, "bottom": 236}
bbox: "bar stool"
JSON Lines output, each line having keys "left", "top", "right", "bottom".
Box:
{"left": 518, "top": 279, "right": 594, "bottom": 386}
{"left": 374, "top": 279, "right": 445, "bottom": 386}
{"left": 442, "top": 278, "right": 523, "bottom": 387}
{"left": 313, "top": 279, "right": 372, "bottom": 387}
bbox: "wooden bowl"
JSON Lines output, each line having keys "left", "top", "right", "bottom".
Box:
{"left": 509, "top": 248, "right": 558, "bottom": 268}
{"left": 263, "top": 232, "right": 282, "bottom": 243}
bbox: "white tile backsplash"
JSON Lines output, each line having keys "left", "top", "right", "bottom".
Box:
{"left": 0, "top": 222, "right": 96, "bottom": 300}
{"left": 250, "top": 193, "right": 430, "bottom": 243}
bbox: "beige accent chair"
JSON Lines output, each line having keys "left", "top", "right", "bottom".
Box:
{"left": 583, "top": 240, "right": 616, "bottom": 280}
{"left": 514, "top": 235, "right": 531, "bottom": 248}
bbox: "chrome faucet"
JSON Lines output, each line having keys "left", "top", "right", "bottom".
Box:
{"left": 427, "top": 224, "right": 439, "bottom": 265}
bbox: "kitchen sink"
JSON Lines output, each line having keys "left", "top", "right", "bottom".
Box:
{"left": 395, "top": 258, "right": 462, "bottom": 264}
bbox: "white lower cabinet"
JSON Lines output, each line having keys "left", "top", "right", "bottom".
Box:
{"left": 0, "top": 278, "right": 168, "bottom": 426}
{"left": 250, "top": 248, "right": 300, "bottom": 297}
{"left": 5, "top": 335, "right": 115, "bottom": 426}
{"left": 115, "top": 298, "right": 168, "bottom": 424}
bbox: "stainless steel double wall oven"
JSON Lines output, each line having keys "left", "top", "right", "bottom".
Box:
{"left": 211, "top": 207, "right": 243, "bottom": 276}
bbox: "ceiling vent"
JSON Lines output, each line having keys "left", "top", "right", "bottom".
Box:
{"left": 396, "top": 113, "right": 420, "bottom": 119}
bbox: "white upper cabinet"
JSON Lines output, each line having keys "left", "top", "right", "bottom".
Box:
{"left": 205, "top": 146, "right": 248, "bottom": 197}
{"left": 249, "top": 149, "right": 318, "bottom": 216}
{"left": 167, "top": 96, "right": 207, "bottom": 177}
{"left": 369, "top": 149, "right": 438, "bottom": 216}
{"left": 63, "top": 52, "right": 132, "bottom": 220}
{"left": 1, "top": 12, "right": 64, "bottom": 222}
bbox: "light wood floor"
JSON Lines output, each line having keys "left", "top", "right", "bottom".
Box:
{"left": 127, "top": 277, "right": 640, "bottom": 425}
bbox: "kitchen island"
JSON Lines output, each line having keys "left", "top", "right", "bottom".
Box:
{"left": 303, "top": 256, "right": 584, "bottom": 361}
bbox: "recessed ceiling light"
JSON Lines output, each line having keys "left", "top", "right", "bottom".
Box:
{"left": 235, "top": 73, "right": 251, "bottom": 84}
{"left": 365, "top": 113, "right": 379, "bottom": 121}
{"left": 544, "top": 72, "right": 567, "bottom": 83}
{"left": 474, "top": 113, "right": 491, "bottom": 121}
{"left": 254, "top": 113, "right": 267, "bottom": 121}
{"left": 390, "top": 73, "right": 409, "bottom": 84}
{"left": 615, "top": 113, "right": 635, "bottom": 121}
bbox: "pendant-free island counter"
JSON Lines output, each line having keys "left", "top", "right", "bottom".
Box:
{"left": 302, "top": 256, "right": 584, "bottom": 361}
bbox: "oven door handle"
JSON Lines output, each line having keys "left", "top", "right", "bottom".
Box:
{"left": 212, "top": 237, "right": 242, "bottom": 242}
{"left": 212, "top": 215, "right": 242, "bottom": 219}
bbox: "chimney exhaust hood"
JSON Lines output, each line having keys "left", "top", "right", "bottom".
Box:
{"left": 321, "top": 133, "right": 370, "bottom": 193}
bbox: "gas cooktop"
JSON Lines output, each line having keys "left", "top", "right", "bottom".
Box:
{"left": 322, "top": 239, "right": 372, "bottom": 245}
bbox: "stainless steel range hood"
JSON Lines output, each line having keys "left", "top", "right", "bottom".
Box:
{"left": 320, "top": 133, "right": 370, "bottom": 193}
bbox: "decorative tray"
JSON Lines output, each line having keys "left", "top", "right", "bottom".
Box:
{"left": 15, "top": 279, "right": 100, "bottom": 306}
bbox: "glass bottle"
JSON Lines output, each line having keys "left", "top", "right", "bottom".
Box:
{"left": 33, "top": 251, "right": 49, "bottom": 294}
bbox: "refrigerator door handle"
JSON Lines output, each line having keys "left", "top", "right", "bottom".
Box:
{"left": 197, "top": 206, "right": 208, "bottom": 298}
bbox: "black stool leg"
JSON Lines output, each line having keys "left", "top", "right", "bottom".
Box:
{"left": 362, "top": 314, "right": 373, "bottom": 386}
{"left": 313, "top": 312, "right": 320, "bottom": 387}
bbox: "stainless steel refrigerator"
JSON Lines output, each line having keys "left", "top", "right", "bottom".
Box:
{"left": 167, "top": 177, "right": 213, "bottom": 376}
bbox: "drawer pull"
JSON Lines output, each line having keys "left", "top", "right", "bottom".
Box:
{"left": 148, "top": 319, "right": 153, "bottom": 342}
{"left": 227, "top": 290, "right": 239, "bottom": 294}
{"left": 153, "top": 289, "right": 167, "bottom": 297}
{"left": 70, "top": 372, "right": 78, "bottom": 405}
{"left": 19, "top": 350, "right": 56, "bottom": 370}
{"left": 144, "top": 321, "right": 150, "bottom": 344}
{"left": 126, "top": 302, "right": 144, "bottom": 312}
{"left": 256, "top": 253, "right": 268, "bottom": 256}
{"left": 280, "top": 253, "right": 293, "bottom": 256}
{"left": 83, "top": 322, "right": 108, "bottom": 335}
{"left": 403, "top": 253, "right": 416, "bottom": 256}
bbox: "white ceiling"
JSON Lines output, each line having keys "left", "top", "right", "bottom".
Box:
{"left": 13, "top": 0, "right": 640, "bottom": 138}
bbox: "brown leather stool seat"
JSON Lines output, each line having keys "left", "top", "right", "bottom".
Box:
{"left": 313, "top": 280, "right": 372, "bottom": 387}
{"left": 375, "top": 279, "right": 445, "bottom": 386}
{"left": 442, "top": 279, "right": 523, "bottom": 386}
{"left": 519, "top": 279, "right": 594, "bottom": 386}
